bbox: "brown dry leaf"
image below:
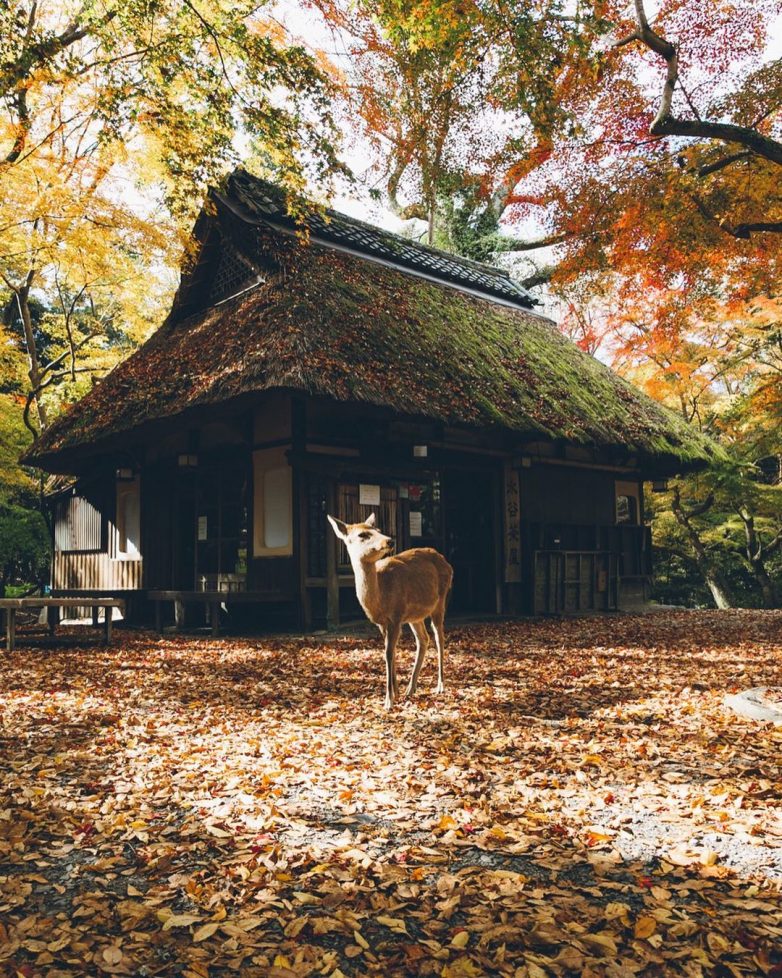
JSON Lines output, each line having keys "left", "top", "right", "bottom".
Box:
{"left": 1, "top": 614, "right": 781, "bottom": 978}
{"left": 192, "top": 921, "right": 220, "bottom": 942}
{"left": 634, "top": 915, "right": 657, "bottom": 939}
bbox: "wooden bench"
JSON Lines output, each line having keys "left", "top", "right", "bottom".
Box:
{"left": 0, "top": 597, "right": 125, "bottom": 652}
{"left": 148, "top": 590, "right": 284, "bottom": 636}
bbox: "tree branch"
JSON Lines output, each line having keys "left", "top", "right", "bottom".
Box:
{"left": 685, "top": 190, "right": 782, "bottom": 240}
{"left": 730, "top": 221, "right": 782, "bottom": 239}
{"left": 0, "top": 9, "right": 116, "bottom": 99}
{"left": 697, "top": 151, "right": 753, "bottom": 178}
{"left": 760, "top": 527, "right": 782, "bottom": 560}
{"left": 497, "top": 232, "right": 569, "bottom": 252}
{"left": 684, "top": 492, "right": 715, "bottom": 520}
{"left": 616, "top": 0, "right": 782, "bottom": 168}
{"left": 519, "top": 267, "right": 554, "bottom": 289}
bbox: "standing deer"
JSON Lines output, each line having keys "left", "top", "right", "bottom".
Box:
{"left": 327, "top": 513, "right": 453, "bottom": 709}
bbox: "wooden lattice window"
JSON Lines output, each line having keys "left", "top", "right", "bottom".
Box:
{"left": 208, "top": 240, "right": 259, "bottom": 305}
{"left": 336, "top": 484, "right": 398, "bottom": 568}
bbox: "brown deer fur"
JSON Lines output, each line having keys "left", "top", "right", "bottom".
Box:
{"left": 327, "top": 513, "right": 453, "bottom": 708}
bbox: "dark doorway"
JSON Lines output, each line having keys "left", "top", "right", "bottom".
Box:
{"left": 443, "top": 469, "right": 497, "bottom": 613}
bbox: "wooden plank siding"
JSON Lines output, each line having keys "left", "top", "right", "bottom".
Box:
{"left": 53, "top": 552, "right": 143, "bottom": 592}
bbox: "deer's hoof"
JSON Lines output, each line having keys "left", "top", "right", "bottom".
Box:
{"left": 384, "top": 697, "right": 394, "bottom": 710}
{"left": 435, "top": 681, "right": 445, "bottom": 694}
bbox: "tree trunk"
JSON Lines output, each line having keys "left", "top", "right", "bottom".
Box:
{"left": 14, "top": 276, "right": 48, "bottom": 430}
{"left": 738, "top": 507, "right": 782, "bottom": 608}
{"left": 750, "top": 560, "right": 781, "bottom": 609}
{"left": 670, "top": 488, "right": 736, "bottom": 609}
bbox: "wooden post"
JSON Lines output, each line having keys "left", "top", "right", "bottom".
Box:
{"left": 92, "top": 605, "right": 100, "bottom": 628}
{"left": 6, "top": 608, "right": 15, "bottom": 652}
{"left": 326, "top": 482, "right": 340, "bottom": 630}
{"left": 174, "top": 599, "right": 185, "bottom": 630}
{"left": 47, "top": 604, "right": 59, "bottom": 637}
{"left": 210, "top": 600, "right": 220, "bottom": 636}
{"left": 103, "top": 607, "right": 113, "bottom": 646}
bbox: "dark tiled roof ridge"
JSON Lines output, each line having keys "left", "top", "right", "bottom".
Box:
{"left": 225, "top": 169, "right": 537, "bottom": 310}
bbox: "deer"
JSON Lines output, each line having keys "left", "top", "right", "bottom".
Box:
{"left": 327, "top": 512, "right": 453, "bottom": 709}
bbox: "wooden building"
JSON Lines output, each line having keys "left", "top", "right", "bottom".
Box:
{"left": 25, "top": 170, "right": 718, "bottom": 628}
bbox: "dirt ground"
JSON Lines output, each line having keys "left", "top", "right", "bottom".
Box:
{"left": 1, "top": 610, "right": 782, "bottom": 978}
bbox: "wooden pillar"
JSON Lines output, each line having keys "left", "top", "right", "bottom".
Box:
{"left": 103, "top": 607, "right": 113, "bottom": 646}
{"left": 326, "top": 481, "right": 340, "bottom": 630}
{"left": 296, "top": 471, "right": 312, "bottom": 631}
{"left": 92, "top": 605, "right": 100, "bottom": 628}
{"left": 292, "top": 397, "right": 312, "bottom": 631}
{"left": 174, "top": 599, "right": 185, "bottom": 630}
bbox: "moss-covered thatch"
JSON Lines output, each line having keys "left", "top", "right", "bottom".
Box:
{"left": 25, "top": 237, "right": 719, "bottom": 474}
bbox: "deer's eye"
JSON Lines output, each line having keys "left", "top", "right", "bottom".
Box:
{"left": 358, "top": 532, "right": 370, "bottom": 540}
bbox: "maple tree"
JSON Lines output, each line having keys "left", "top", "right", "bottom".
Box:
{"left": 322, "top": 0, "right": 782, "bottom": 607}
{"left": 2, "top": 614, "right": 782, "bottom": 976}
{"left": 1, "top": 0, "right": 342, "bottom": 433}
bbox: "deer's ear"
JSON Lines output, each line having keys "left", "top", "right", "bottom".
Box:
{"left": 327, "top": 515, "right": 348, "bottom": 540}
{"left": 365, "top": 512, "right": 376, "bottom": 527}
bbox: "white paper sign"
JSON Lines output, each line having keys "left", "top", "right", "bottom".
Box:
{"left": 197, "top": 516, "right": 208, "bottom": 541}
{"left": 409, "top": 511, "right": 423, "bottom": 537}
{"left": 359, "top": 483, "right": 381, "bottom": 506}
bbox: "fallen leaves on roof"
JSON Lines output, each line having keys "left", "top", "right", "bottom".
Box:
{"left": 26, "top": 241, "right": 718, "bottom": 472}
{"left": 1, "top": 610, "right": 781, "bottom": 977}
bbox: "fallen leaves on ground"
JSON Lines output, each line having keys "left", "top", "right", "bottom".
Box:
{"left": 1, "top": 610, "right": 782, "bottom": 977}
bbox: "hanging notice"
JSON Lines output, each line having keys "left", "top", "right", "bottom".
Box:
{"left": 359, "top": 483, "right": 381, "bottom": 506}
{"left": 409, "top": 511, "right": 423, "bottom": 537}
{"left": 503, "top": 465, "right": 521, "bottom": 582}
{"left": 197, "top": 516, "right": 208, "bottom": 541}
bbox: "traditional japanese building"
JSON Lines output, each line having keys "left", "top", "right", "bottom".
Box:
{"left": 24, "top": 169, "right": 718, "bottom": 628}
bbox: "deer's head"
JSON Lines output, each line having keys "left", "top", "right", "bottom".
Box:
{"left": 327, "top": 512, "right": 395, "bottom": 564}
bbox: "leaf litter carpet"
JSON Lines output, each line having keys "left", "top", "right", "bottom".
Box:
{"left": 1, "top": 611, "right": 782, "bottom": 978}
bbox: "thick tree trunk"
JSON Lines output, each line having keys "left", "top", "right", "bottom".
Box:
{"left": 671, "top": 488, "right": 736, "bottom": 609}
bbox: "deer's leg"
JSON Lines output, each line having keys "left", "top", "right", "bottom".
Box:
{"left": 431, "top": 603, "right": 446, "bottom": 694}
{"left": 383, "top": 621, "right": 401, "bottom": 709}
{"left": 404, "top": 620, "right": 429, "bottom": 699}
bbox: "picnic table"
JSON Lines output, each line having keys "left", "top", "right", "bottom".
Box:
{"left": 0, "top": 597, "right": 125, "bottom": 652}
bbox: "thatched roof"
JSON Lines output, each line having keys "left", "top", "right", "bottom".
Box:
{"left": 25, "top": 173, "right": 720, "bottom": 475}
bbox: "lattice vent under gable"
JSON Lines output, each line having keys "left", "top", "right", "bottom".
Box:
{"left": 208, "top": 239, "right": 259, "bottom": 305}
